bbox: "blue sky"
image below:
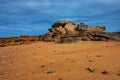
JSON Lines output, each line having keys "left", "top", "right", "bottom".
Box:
{"left": 0, "top": 0, "right": 120, "bottom": 37}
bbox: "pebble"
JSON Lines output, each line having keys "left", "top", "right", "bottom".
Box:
{"left": 86, "top": 67, "right": 95, "bottom": 73}
{"left": 101, "top": 71, "right": 108, "bottom": 75}
{"left": 0, "top": 73, "right": 4, "bottom": 75}
{"left": 47, "top": 70, "right": 55, "bottom": 74}
{"left": 89, "top": 59, "right": 94, "bottom": 62}
{"left": 40, "top": 65, "right": 46, "bottom": 68}
{"left": 117, "top": 73, "right": 120, "bottom": 76}
{"left": 86, "top": 55, "right": 89, "bottom": 58}
{"left": 117, "top": 70, "right": 120, "bottom": 76}
{"left": 96, "top": 55, "right": 101, "bottom": 57}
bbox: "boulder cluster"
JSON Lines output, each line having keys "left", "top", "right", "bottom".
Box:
{"left": 42, "top": 20, "right": 119, "bottom": 42}
{"left": 0, "top": 20, "right": 120, "bottom": 47}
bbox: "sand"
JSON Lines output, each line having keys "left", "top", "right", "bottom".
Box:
{"left": 0, "top": 41, "right": 120, "bottom": 80}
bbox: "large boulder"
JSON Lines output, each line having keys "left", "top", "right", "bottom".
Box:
{"left": 52, "top": 20, "right": 77, "bottom": 28}
{"left": 64, "top": 24, "right": 77, "bottom": 34}
{"left": 50, "top": 20, "right": 78, "bottom": 35}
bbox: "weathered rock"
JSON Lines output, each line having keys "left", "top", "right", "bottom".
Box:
{"left": 44, "top": 32, "right": 53, "bottom": 41}
{"left": 86, "top": 26, "right": 105, "bottom": 32}
{"left": 49, "top": 27, "right": 66, "bottom": 35}
{"left": 97, "top": 26, "right": 106, "bottom": 32}
{"left": 52, "top": 20, "right": 77, "bottom": 28}
{"left": 64, "top": 24, "right": 77, "bottom": 34}
{"left": 86, "top": 67, "right": 96, "bottom": 72}
{"left": 76, "top": 22, "right": 88, "bottom": 31}
{"left": 0, "top": 20, "right": 120, "bottom": 47}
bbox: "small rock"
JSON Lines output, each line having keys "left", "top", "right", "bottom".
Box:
{"left": 32, "top": 71, "right": 35, "bottom": 74}
{"left": 47, "top": 70, "right": 55, "bottom": 74}
{"left": 117, "top": 73, "right": 120, "bottom": 76}
{"left": 0, "top": 73, "right": 4, "bottom": 75}
{"left": 86, "top": 55, "right": 89, "bottom": 58}
{"left": 96, "top": 55, "right": 101, "bottom": 57}
{"left": 117, "top": 70, "right": 120, "bottom": 76}
{"left": 89, "top": 59, "right": 94, "bottom": 62}
{"left": 10, "top": 61, "right": 13, "bottom": 64}
{"left": 86, "top": 67, "right": 95, "bottom": 73}
{"left": 40, "top": 65, "right": 46, "bottom": 68}
{"left": 67, "top": 69, "right": 70, "bottom": 71}
{"left": 101, "top": 71, "right": 108, "bottom": 75}
{"left": 53, "top": 50, "right": 57, "bottom": 52}
{"left": 66, "top": 58, "right": 69, "bottom": 61}
{"left": 118, "top": 70, "right": 120, "bottom": 73}
{"left": 70, "top": 61, "right": 75, "bottom": 63}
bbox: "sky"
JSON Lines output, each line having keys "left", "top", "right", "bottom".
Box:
{"left": 0, "top": 0, "right": 120, "bottom": 37}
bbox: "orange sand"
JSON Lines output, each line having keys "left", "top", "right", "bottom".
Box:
{"left": 0, "top": 41, "right": 120, "bottom": 80}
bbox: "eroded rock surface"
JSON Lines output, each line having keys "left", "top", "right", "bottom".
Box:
{"left": 43, "top": 20, "right": 120, "bottom": 42}
{"left": 0, "top": 20, "right": 120, "bottom": 46}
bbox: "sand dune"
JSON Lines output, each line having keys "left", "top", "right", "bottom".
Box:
{"left": 0, "top": 41, "right": 120, "bottom": 80}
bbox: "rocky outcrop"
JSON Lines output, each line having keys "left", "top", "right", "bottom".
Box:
{"left": 0, "top": 36, "right": 42, "bottom": 47}
{"left": 76, "top": 23, "right": 105, "bottom": 32}
{"left": 43, "top": 20, "right": 120, "bottom": 42}
{"left": 0, "top": 20, "right": 120, "bottom": 47}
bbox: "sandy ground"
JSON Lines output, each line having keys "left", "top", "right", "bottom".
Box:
{"left": 0, "top": 41, "right": 120, "bottom": 80}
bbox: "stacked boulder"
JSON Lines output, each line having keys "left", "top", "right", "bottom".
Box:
{"left": 43, "top": 20, "right": 78, "bottom": 41}
{"left": 43, "top": 20, "right": 113, "bottom": 42}
{"left": 50, "top": 20, "right": 78, "bottom": 35}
